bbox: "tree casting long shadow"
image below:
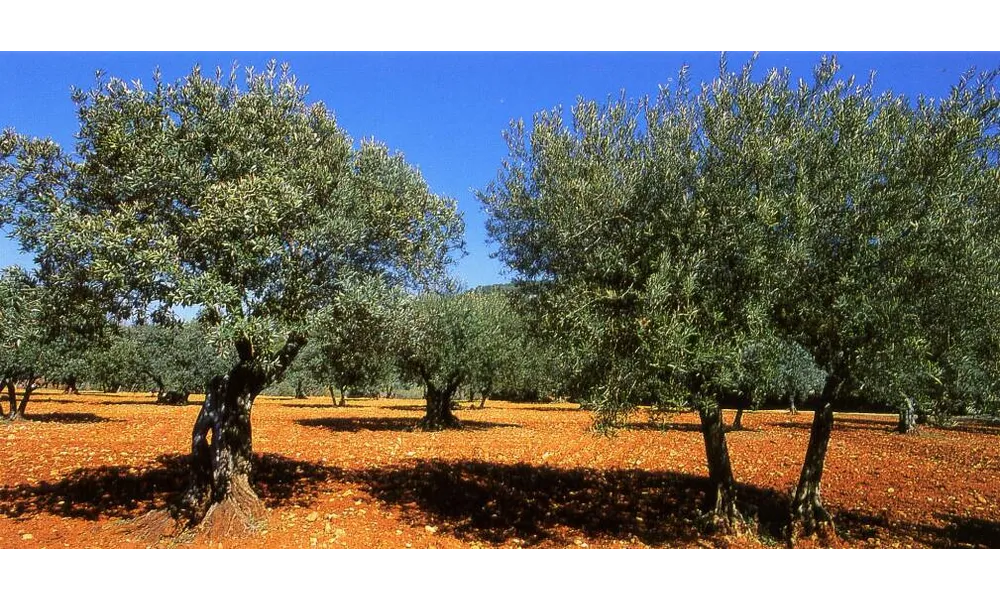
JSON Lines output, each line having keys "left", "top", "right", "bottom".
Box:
{"left": 295, "top": 416, "right": 519, "bottom": 432}
{"left": 353, "top": 459, "right": 788, "bottom": 547}
{"left": 3, "top": 453, "right": 996, "bottom": 548}
{"left": 13, "top": 412, "right": 118, "bottom": 424}
{"left": 0, "top": 453, "right": 343, "bottom": 522}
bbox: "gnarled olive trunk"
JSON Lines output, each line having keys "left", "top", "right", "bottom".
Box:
{"left": 697, "top": 403, "right": 742, "bottom": 530}
{"left": 6, "top": 376, "right": 36, "bottom": 421}
{"left": 789, "top": 374, "right": 841, "bottom": 536}
{"left": 177, "top": 334, "right": 306, "bottom": 530}
{"left": 419, "top": 380, "right": 462, "bottom": 431}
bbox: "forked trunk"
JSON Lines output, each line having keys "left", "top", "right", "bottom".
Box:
{"left": 13, "top": 384, "right": 32, "bottom": 420}
{"left": 176, "top": 334, "right": 306, "bottom": 534}
{"left": 697, "top": 403, "right": 742, "bottom": 531}
{"left": 8, "top": 376, "right": 36, "bottom": 420}
{"left": 789, "top": 374, "right": 840, "bottom": 539}
{"left": 419, "top": 380, "right": 462, "bottom": 431}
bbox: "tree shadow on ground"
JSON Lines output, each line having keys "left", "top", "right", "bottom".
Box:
{"left": 0, "top": 453, "right": 343, "bottom": 522}
{"left": 0, "top": 455, "right": 188, "bottom": 520}
{"left": 295, "top": 417, "right": 519, "bottom": 432}
{"left": 933, "top": 418, "right": 1000, "bottom": 436}
{"left": 622, "top": 422, "right": 704, "bottom": 433}
{"left": 353, "top": 459, "right": 788, "bottom": 547}
{"left": 98, "top": 399, "right": 193, "bottom": 406}
{"left": 834, "top": 508, "right": 1000, "bottom": 548}
{"left": 506, "top": 405, "right": 580, "bottom": 412}
{"left": 774, "top": 419, "right": 896, "bottom": 433}
{"left": 380, "top": 404, "right": 429, "bottom": 412}
{"left": 15, "top": 412, "right": 118, "bottom": 424}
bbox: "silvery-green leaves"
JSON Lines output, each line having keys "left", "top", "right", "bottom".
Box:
{"left": 2, "top": 61, "right": 464, "bottom": 358}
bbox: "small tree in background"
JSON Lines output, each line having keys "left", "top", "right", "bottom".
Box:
{"left": 130, "top": 323, "right": 232, "bottom": 404}
{"left": 296, "top": 276, "right": 404, "bottom": 407}
{"left": 398, "top": 291, "right": 506, "bottom": 430}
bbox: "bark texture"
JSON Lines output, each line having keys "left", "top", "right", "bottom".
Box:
{"left": 697, "top": 403, "right": 743, "bottom": 531}
{"left": 419, "top": 380, "right": 462, "bottom": 431}
{"left": 898, "top": 397, "right": 917, "bottom": 434}
{"left": 788, "top": 374, "right": 841, "bottom": 539}
{"left": 175, "top": 334, "right": 306, "bottom": 534}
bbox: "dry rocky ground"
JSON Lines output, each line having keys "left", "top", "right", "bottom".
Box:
{"left": 1, "top": 390, "right": 998, "bottom": 548}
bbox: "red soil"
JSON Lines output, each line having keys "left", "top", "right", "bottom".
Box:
{"left": 1, "top": 391, "right": 998, "bottom": 548}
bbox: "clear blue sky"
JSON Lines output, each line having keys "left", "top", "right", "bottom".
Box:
{"left": 3, "top": 52, "right": 999, "bottom": 288}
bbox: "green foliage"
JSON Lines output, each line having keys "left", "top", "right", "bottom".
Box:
{"left": 398, "top": 291, "right": 506, "bottom": 402}
{"left": 0, "top": 267, "right": 49, "bottom": 384}
{"left": 129, "top": 323, "right": 232, "bottom": 396}
{"left": 482, "top": 54, "right": 1000, "bottom": 425}
{"left": 294, "top": 275, "right": 405, "bottom": 399}
{"left": 1, "top": 61, "right": 464, "bottom": 373}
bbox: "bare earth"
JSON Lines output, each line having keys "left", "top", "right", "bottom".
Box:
{"left": 1, "top": 391, "right": 998, "bottom": 548}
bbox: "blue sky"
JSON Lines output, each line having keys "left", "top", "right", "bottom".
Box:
{"left": 2, "top": 51, "right": 999, "bottom": 288}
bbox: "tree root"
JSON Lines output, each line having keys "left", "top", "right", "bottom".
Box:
{"left": 786, "top": 500, "right": 837, "bottom": 545}
{"left": 415, "top": 414, "right": 463, "bottom": 431}
{"left": 123, "top": 476, "right": 266, "bottom": 546}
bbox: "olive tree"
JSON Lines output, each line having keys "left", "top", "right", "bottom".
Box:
{"left": 479, "top": 68, "right": 775, "bottom": 528}
{"left": 752, "top": 59, "right": 1000, "bottom": 534}
{"left": 0, "top": 62, "right": 463, "bottom": 530}
{"left": 397, "top": 291, "right": 507, "bottom": 430}
{"left": 130, "top": 323, "right": 233, "bottom": 404}
{"left": 0, "top": 267, "right": 46, "bottom": 419}
{"left": 482, "top": 55, "right": 1000, "bottom": 536}
{"left": 295, "top": 275, "right": 404, "bottom": 406}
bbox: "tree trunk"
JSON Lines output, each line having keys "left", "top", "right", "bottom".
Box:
{"left": 898, "top": 397, "right": 917, "bottom": 434}
{"left": 478, "top": 394, "right": 487, "bottom": 409}
{"left": 6, "top": 379, "right": 17, "bottom": 418}
{"left": 157, "top": 390, "right": 190, "bottom": 405}
{"left": 176, "top": 334, "right": 306, "bottom": 533}
{"left": 697, "top": 403, "right": 742, "bottom": 531}
{"left": 329, "top": 385, "right": 338, "bottom": 405}
{"left": 732, "top": 408, "right": 745, "bottom": 430}
{"left": 295, "top": 380, "right": 307, "bottom": 400}
{"left": 64, "top": 375, "right": 79, "bottom": 395}
{"left": 789, "top": 395, "right": 798, "bottom": 415}
{"left": 13, "top": 381, "right": 34, "bottom": 419}
{"left": 419, "top": 380, "right": 462, "bottom": 431}
{"left": 789, "top": 374, "right": 840, "bottom": 538}
{"left": 8, "top": 375, "right": 36, "bottom": 420}
{"left": 338, "top": 387, "right": 347, "bottom": 407}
